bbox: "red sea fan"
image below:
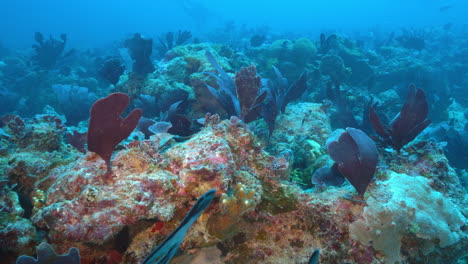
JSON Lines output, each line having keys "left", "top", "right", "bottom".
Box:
{"left": 87, "top": 93, "right": 142, "bottom": 175}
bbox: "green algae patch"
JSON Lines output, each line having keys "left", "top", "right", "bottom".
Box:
{"left": 258, "top": 181, "right": 298, "bottom": 215}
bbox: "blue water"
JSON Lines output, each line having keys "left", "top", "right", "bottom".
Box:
{"left": 1, "top": 1, "right": 467, "bottom": 264}
{"left": 2, "top": 0, "right": 467, "bottom": 48}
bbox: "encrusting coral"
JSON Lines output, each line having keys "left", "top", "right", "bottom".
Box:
{"left": 349, "top": 171, "right": 466, "bottom": 264}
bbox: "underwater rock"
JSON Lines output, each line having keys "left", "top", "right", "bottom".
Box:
{"left": 25, "top": 117, "right": 285, "bottom": 262}
{"left": 0, "top": 191, "right": 37, "bottom": 258}
{"left": 320, "top": 54, "right": 351, "bottom": 84}
{"left": 383, "top": 140, "right": 466, "bottom": 201}
{"left": 31, "top": 157, "right": 179, "bottom": 246}
{"left": 269, "top": 102, "right": 332, "bottom": 180}
{"left": 1, "top": 109, "right": 66, "bottom": 152}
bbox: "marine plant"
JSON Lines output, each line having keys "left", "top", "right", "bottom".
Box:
{"left": 32, "top": 32, "right": 68, "bottom": 69}
{"left": 98, "top": 57, "right": 125, "bottom": 85}
{"left": 52, "top": 84, "right": 97, "bottom": 125}
{"left": 65, "top": 130, "right": 87, "bottom": 153}
{"left": 205, "top": 50, "right": 266, "bottom": 121}
{"left": 369, "top": 84, "right": 431, "bottom": 152}
{"left": 156, "top": 99, "right": 194, "bottom": 137}
{"left": 16, "top": 242, "right": 80, "bottom": 264}
{"left": 311, "top": 163, "right": 345, "bottom": 188}
{"left": 124, "top": 33, "right": 155, "bottom": 76}
{"left": 326, "top": 127, "right": 379, "bottom": 196}
{"left": 156, "top": 30, "right": 192, "bottom": 57}
{"left": 262, "top": 67, "right": 307, "bottom": 134}
{"left": 87, "top": 93, "right": 142, "bottom": 176}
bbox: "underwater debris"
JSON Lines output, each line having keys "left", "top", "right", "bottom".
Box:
{"left": 16, "top": 242, "right": 80, "bottom": 264}
{"left": 143, "top": 189, "right": 216, "bottom": 264}
{"left": 326, "top": 127, "right": 378, "bottom": 196}
{"left": 87, "top": 92, "right": 142, "bottom": 176}
{"left": 370, "top": 84, "right": 431, "bottom": 152}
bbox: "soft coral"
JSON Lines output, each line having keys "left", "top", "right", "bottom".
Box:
{"left": 369, "top": 84, "right": 431, "bottom": 152}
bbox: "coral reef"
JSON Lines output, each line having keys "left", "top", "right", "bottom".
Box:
{"left": 1, "top": 24, "right": 468, "bottom": 264}
{"left": 349, "top": 171, "right": 466, "bottom": 263}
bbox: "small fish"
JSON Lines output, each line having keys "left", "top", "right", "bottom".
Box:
{"left": 143, "top": 189, "right": 216, "bottom": 264}
{"left": 308, "top": 249, "right": 320, "bottom": 264}
{"left": 439, "top": 5, "right": 453, "bottom": 12}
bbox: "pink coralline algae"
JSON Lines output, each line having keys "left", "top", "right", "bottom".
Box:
{"left": 3, "top": 108, "right": 467, "bottom": 264}
{"left": 29, "top": 115, "right": 284, "bottom": 261}
{"left": 0, "top": 189, "right": 37, "bottom": 259}
{"left": 32, "top": 157, "right": 178, "bottom": 245}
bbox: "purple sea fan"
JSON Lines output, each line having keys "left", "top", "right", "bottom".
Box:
{"left": 311, "top": 163, "right": 345, "bottom": 187}
{"left": 369, "top": 84, "right": 431, "bottom": 152}
{"left": 327, "top": 127, "right": 379, "bottom": 196}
